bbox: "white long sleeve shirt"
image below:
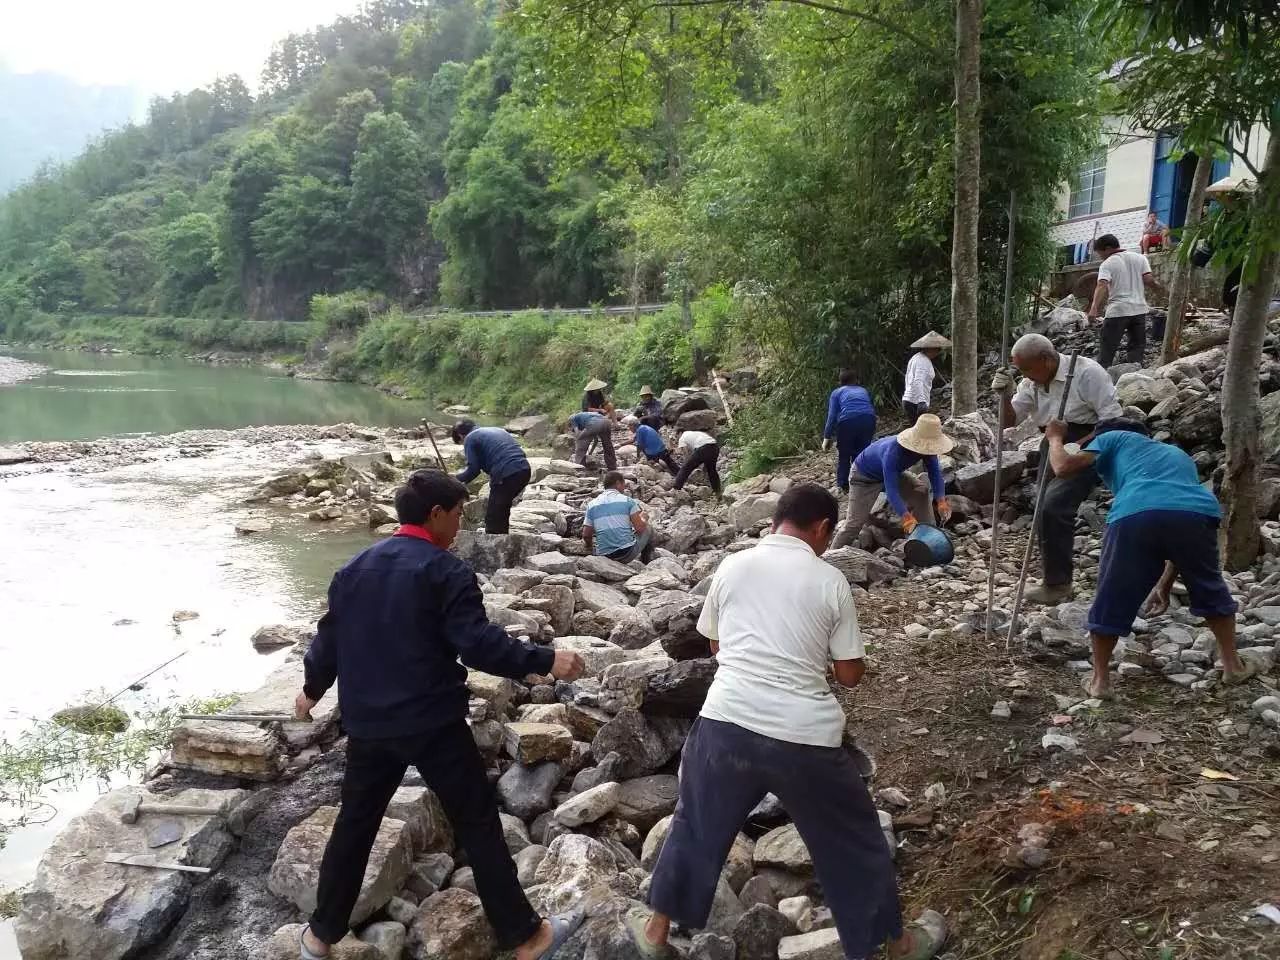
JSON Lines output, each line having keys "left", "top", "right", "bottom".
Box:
{"left": 902, "top": 352, "right": 935, "bottom": 405}
{"left": 1011, "top": 355, "right": 1123, "bottom": 427}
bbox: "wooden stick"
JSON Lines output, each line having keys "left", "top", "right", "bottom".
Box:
{"left": 106, "top": 855, "right": 211, "bottom": 874}
{"left": 710, "top": 369, "right": 735, "bottom": 426}
{"left": 1005, "top": 351, "right": 1079, "bottom": 650}
{"left": 176, "top": 713, "right": 293, "bottom": 723}
{"left": 987, "top": 191, "right": 1017, "bottom": 643}
{"left": 420, "top": 418, "right": 449, "bottom": 472}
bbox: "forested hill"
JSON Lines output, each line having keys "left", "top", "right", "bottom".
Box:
{"left": 0, "top": 0, "right": 1104, "bottom": 406}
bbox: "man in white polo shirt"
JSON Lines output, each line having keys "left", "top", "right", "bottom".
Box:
{"left": 1086, "top": 233, "right": 1163, "bottom": 368}
{"left": 627, "top": 484, "right": 946, "bottom": 960}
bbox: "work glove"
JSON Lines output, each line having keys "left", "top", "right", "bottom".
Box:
{"left": 990, "top": 370, "right": 1014, "bottom": 394}
{"left": 901, "top": 512, "right": 918, "bottom": 535}
{"left": 821, "top": 438, "right": 832, "bottom": 452}
{"left": 935, "top": 498, "right": 953, "bottom": 523}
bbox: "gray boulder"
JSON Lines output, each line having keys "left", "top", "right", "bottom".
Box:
{"left": 821, "top": 547, "right": 897, "bottom": 587}
{"left": 730, "top": 493, "right": 781, "bottom": 531}
{"left": 506, "top": 415, "right": 552, "bottom": 442}
{"left": 676, "top": 409, "right": 720, "bottom": 432}
{"left": 451, "top": 530, "right": 544, "bottom": 574}
{"left": 954, "top": 451, "right": 1028, "bottom": 504}
{"left": 591, "top": 708, "right": 690, "bottom": 777}
{"left": 733, "top": 904, "right": 798, "bottom": 960}
{"left": 641, "top": 658, "right": 717, "bottom": 717}
{"left": 408, "top": 888, "right": 494, "bottom": 960}
{"left": 614, "top": 775, "right": 680, "bottom": 832}
{"left": 497, "top": 761, "right": 564, "bottom": 820}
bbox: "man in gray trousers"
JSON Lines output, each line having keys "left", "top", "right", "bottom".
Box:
{"left": 623, "top": 483, "right": 946, "bottom": 960}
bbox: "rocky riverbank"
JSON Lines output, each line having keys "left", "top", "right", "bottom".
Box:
{"left": 11, "top": 333, "right": 1280, "bottom": 958}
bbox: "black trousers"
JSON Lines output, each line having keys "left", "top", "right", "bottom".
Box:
{"left": 673, "top": 443, "right": 721, "bottom": 494}
{"left": 1097, "top": 313, "right": 1147, "bottom": 368}
{"left": 646, "top": 451, "right": 680, "bottom": 476}
{"left": 639, "top": 415, "right": 664, "bottom": 430}
{"left": 1037, "top": 422, "right": 1099, "bottom": 586}
{"left": 901, "top": 400, "right": 925, "bottom": 425}
{"left": 310, "top": 722, "right": 540, "bottom": 949}
{"left": 649, "top": 719, "right": 902, "bottom": 957}
{"left": 486, "top": 467, "right": 531, "bottom": 534}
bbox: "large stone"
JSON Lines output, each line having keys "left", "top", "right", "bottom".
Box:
{"left": 641, "top": 659, "right": 718, "bottom": 717}
{"left": 574, "top": 578, "right": 630, "bottom": 613}
{"left": 451, "top": 530, "right": 544, "bottom": 575}
{"left": 492, "top": 568, "right": 546, "bottom": 594}
{"left": 941, "top": 411, "right": 997, "bottom": 464}
{"left": 501, "top": 813, "right": 532, "bottom": 855}
{"left": 730, "top": 493, "right": 781, "bottom": 531}
{"left": 676, "top": 409, "right": 720, "bottom": 432}
{"left": 13, "top": 787, "right": 244, "bottom": 960}
{"left": 230, "top": 658, "right": 340, "bottom": 751}
{"left": 269, "top": 806, "right": 413, "bottom": 926}
{"left": 1115, "top": 372, "right": 1178, "bottom": 410}
{"left": 1172, "top": 396, "right": 1223, "bottom": 446}
{"left": 248, "top": 470, "right": 309, "bottom": 502}
{"left": 554, "top": 781, "right": 621, "bottom": 827}
{"left": 625, "top": 568, "right": 684, "bottom": 594}
{"left": 733, "top": 904, "right": 798, "bottom": 960}
{"left": 387, "top": 786, "right": 454, "bottom": 856}
{"left": 466, "top": 673, "right": 521, "bottom": 717}
{"left": 705, "top": 875, "right": 746, "bottom": 935}
{"left": 664, "top": 393, "right": 710, "bottom": 423}
{"left": 577, "top": 554, "right": 637, "bottom": 583}
{"left": 503, "top": 722, "right": 573, "bottom": 764}
{"left": 497, "top": 761, "right": 564, "bottom": 819}
{"left": 614, "top": 775, "right": 679, "bottom": 831}
{"left": 169, "top": 718, "right": 286, "bottom": 781}
{"left": 608, "top": 611, "right": 659, "bottom": 650}
{"left": 954, "top": 452, "right": 1028, "bottom": 505}
{"left": 637, "top": 590, "right": 703, "bottom": 631}
{"left": 755, "top": 823, "right": 812, "bottom": 875}
{"left": 591, "top": 708, "right": 690, "bottom": 777}
{"left": 821, "top": 547, "right": 897, "bottom": 587}
{"left": 408, "top": 888, "right": 495, "bottom": 960}
{"left": 663, "top": 506, "right": 710, "bottom": 553}
{"left": 527, "top": 583, "right": 575, "bottom": 636}
{"left": 531, "top": 833, "right": 621, "bottom": 915}
{"left": 778, "top": 928, "right": 843, "bottom": 960}
{"left": 554, "top": 635, "right": 632, "bottom": 677}
{"left": 528, "top": 552, "right": 578, "bottom": 575}
{"left": 691, "top": 932, "right": 737, "bottom": 960}
{"left": 506, "top": 414, "right": 552, "bottom": 442}
{"left": 1261, "top": 390, "right": 1280, "bottom": 466}
{"left": 250, "top": 623, "right": 313, "bottom": 651}
{"left": 359, "top": 921, "right": 408, "bottom": 960}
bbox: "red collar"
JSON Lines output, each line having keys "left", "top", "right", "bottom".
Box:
{"left": 395, "top": 524, "right": 440, "bottom": 545}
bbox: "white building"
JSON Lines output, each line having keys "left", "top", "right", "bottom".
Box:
{"left": 1050, "top": 118, "right": 1271, "bottom": 265}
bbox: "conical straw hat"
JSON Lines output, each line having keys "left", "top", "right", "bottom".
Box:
{"left": 910, "top": 330, "right": 952, "bottom": 350}
{"left": 639, "top": 385, "right": 654, "bottom": 396}
{"left": 897, "top": 413, "right": 954, "bottom": 456}
{"left": 585, "top": 378, "right": 608, "bottom": 391}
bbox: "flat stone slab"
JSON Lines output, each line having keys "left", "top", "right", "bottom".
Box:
{"left": 232, "top": 659, "right": 339, "bottom": 749}
{"left": 14, "top": 786, "right": 244, "bottom": 960}
{"left": 268, "top": 806, "right": 413, "bottom": 926}
{"left": 170, "top": 718, "right": 287, "bottom": 781}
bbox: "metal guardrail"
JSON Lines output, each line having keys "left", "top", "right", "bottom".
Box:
{"left": 408, "top": 303, "right": 670, "bottom": 320}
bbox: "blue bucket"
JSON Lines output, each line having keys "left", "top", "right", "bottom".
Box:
{"left": 903, "top": 523, "right": 954, "bottom": 568}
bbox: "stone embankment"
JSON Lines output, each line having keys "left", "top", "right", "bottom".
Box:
{"left": 13, "top": 327, "right": 1280, "bottom": 957}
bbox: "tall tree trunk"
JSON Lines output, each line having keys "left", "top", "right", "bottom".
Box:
{"left": 1221, "top": 132, "right": 1280, "bottom": 570}
{"left": 950, "top": 0, "right": 982, "bottom": 417}
{"left": 1160, "top": 152, "right": 1214, "bottom": 363}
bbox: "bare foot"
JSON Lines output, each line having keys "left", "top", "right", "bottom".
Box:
{"left": 1220, "top": 656, "right": 1256, "bottom": 685}
{"left": 1083, "top": 673, "right": 1113, "bottom": 700}
{"left": 514, "top": 921, "right": 553, "bottom": 960}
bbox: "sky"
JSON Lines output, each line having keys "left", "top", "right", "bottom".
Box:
{"left": 1, "top": 0, "right": 364, "bottom": 96}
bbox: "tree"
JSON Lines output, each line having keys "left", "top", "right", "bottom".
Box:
{"left": 252, "top": 175, "right": 354, "bottom": 282}
{"left": 350, "top": 111, "right": 429, "bottom": 282}
{"left": 951, "top": 0, "right": 981, "bottom": 416}
{"left": 1101, "top": 0, "right": 1280, "bottom": 568}
{"left": 1159, "top": 151, "right": 1214, "bottom": 362}
{"left": 161, "top": 213, "right": 221, "bottom": 309}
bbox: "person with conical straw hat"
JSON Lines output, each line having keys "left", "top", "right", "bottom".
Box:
{"left": 633, "top": 385, "right": 663, "bottom": 430}
{"left": 902, "top": 331, "right": 951, "bottom": 425}
{"left": 582, "top": 377, "right": 612, "bottom": 415}
{"left": 832, "top": 413, "right": 954, "bottom": 549}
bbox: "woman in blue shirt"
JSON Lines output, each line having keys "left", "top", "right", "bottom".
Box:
{"left": 624, "top": 416, "right": 679, "bottom": 475}
{"left": 821, "top": 370, "right": 877, "bottom": 494}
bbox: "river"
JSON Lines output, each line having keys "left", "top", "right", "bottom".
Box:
{"left": 0, "top": 349, "right": 444, "bottom": 956}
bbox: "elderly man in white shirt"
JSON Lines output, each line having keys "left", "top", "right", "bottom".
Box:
{"left": 627, "top": 483, "right": 947, "bottom": 960}
{"left": 993, "top": 333, "right": 1124, "bottom": 605}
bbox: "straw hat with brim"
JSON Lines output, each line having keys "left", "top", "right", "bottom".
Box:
{"left": 585, "top": 378, "right": 608, "bottom": 391}
{"left": 639, "top": 385, "right": 654, "bottom": 397}
{"left": 1205, "top": 176, "right": 1255, "bottom": 198}
{"left": 911, "top": 330, "right": 953, "bottom": 350}
{"left": 897, "top": 414, "right": 954, "bottom": 456}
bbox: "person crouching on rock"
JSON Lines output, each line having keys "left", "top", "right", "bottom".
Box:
{"left": 633, "top": 385, "right": 664, "bottom": 429}
{"left": 821, "top": 368, "right": 877, "bottom": 495}
{"left": 672, "top": 429, "right": 722, "bottom": 497}
{"left": 569, "top": 409, "right": 617, "bottom": 471}
{"left": 1045, "top": 418, "right": 1253, "bottom": 700}
{"left": 623, "top": 415, "right": 679, "bottom": 476}
{"left": 583, "top": 470, "right": 655, "bottom": 564}
{"left": 451, "top": 418, "right": 531, "bottom": 535}
{"left": 626, "top": 484, "right": 947, "bottom": 960}
{"left": 294, "top": 470, "right": 586, "bottom": 960}
{"left": 831, "top": 414, "right": 953, "bottom": 549}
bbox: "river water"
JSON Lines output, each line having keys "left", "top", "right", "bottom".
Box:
{"left": 0, "top": 350, "right": 438, "bottom": 955}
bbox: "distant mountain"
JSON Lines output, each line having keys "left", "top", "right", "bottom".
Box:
{"left": 0, "top": 65, "right": 142, "bottom": 193}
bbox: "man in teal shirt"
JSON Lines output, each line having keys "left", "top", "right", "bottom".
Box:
{"left": 1047, "top": 419, "right": 1252, "bottom": 699}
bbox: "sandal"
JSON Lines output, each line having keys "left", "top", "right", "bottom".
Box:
{"left": 539, "top": 909, "right": 586, "bottom": 960}
{"left": 1221, "top": 657, "right": 1261, "bottom": 686}
{"left": 623, "top": 907, "right": 675, "bottom": 960}
{"left": 890, "top": 910, "right": 947, "bottom": 960}
{"left": 299, "top": 925, "right": 329, "bottom": 960}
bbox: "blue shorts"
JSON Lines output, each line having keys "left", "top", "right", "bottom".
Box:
{"left": 1088, "top": 509, "right": 1237, "bottom": 636}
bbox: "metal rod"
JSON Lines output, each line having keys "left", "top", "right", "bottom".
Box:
{"left": 176, "top": 713, "right": 293, "bottom": 723}
{"left": 987, "top": 191, "right": 1017, "bottom": 643}
{"left": 1005, "top": 351, "right": 1079, "bottom": 650}
{"left": 420, "top": 418, "right": 449, "bottom": 472}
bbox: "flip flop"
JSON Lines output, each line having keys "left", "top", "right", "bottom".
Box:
{"left": 299, "top": 926, "right": 329, "bottom": 960}
{"left": 623, "top": 907, "right": 675, "bottom": 960}
{"left": 891, "top": 910, "right": 947, "bottom": 960}
{"left": 539, "top": 909, "right": 586, "bottom": 960}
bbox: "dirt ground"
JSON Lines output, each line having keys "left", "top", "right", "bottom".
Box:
{"left": 844, "top": 573, "right": 1280, "bottom": 960}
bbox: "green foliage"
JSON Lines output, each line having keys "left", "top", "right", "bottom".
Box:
{"left": 310, "top": 289, "right": 390, "bottom": 335}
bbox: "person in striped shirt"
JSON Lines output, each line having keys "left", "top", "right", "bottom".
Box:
{"left": 582, "top": 472, "right": 653, "bottom": 564}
